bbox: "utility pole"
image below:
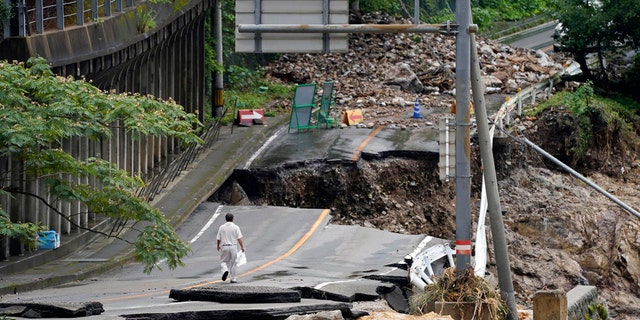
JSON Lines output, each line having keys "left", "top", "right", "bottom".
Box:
{"left": 213, "top": 0, "right": 224, "bottom": 118}
{"left": 470, "top": 30, "right": 518, "bottom": 320}
{"left": 237, "top": 2, "right": 515, "bottom": 309}
{"left": 454, "top": 0, "right": 472, "bottom": 271}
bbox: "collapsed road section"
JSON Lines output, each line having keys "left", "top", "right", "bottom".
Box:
{"left": 210, "top": 151, "right": 459, "bottom": 240}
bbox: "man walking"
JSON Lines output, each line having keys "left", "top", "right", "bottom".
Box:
{"left": 216, "top": 213, "right": 245, "bottom": 283}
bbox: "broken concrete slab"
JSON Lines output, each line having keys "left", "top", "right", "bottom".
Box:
{"left": 363, "top": 274, "right": 409, "bottom": 286}
{"left": 169, "top": 285, "right": 302, "bottom": 303}
{"left": 121, "top": 303, "right": 355, "bottom": 320}
{"left": 293, "top": 286, "right": 379, "bottom": 303}
{"left": 378, "top": 285, "right": 410, "bottom": 313}
{"left": 0, "top": 301, "right": 104, "bottom": 318}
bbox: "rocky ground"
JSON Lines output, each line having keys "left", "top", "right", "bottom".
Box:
{"left": 263, "top": 13, "right": 563, "bottom": 129}
{"left": 235, "top": 12, "right": 640, "bottom": 320}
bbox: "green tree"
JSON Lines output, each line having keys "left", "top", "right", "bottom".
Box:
{"left": 601, "top": 0, "right": 640, "bottom": 50}
{"left": 352, "top": 0, "right": 400, "bottom": 14}
{"left": 0, "top": 58, "right": 203, "bottom": 273}
{"left": 552, "top": 0, "right": 608, "bottom": 81}
{"left": 347, "top": 0, "right": 550, "bottom": 30}
{"left": 552, "top": 0, "right": 640, "bottom": 87}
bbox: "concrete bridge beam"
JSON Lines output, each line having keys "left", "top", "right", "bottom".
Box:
{"left": 0, "top": 0, "right": 212, "bottom": 123}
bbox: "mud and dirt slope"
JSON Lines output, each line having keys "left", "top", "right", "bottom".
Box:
{"left": 221, "top": 136, "right": 639, "bottom": 319}
{"left": 233, "top": 12, "right": 640, "bottom": 319}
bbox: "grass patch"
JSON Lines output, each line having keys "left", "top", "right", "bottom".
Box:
{"left": 206, "top": 65, "right": 295, "bottom": 125}
{"left": 523, "top": 82, "right": 640, "bottom": 164}
{"left": 523, "top": 90, "right": 572, "bottom": 117}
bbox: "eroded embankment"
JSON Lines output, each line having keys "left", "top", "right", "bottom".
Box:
{"left": 209, "top": 151, "right": 457, "bottom": 239}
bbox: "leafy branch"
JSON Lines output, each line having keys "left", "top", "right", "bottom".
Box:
{"left": 2, "top": 187, "right": 135, "bottom": 243}
{"left": 0, "top": 57, "right": 202, "bottom": 273}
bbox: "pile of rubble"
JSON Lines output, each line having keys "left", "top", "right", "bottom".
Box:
{"left": 259, "top": 12, "right": 640, "bottom": 319}
{"left": 264, "top": 12, "right": 566, "bottom": 128}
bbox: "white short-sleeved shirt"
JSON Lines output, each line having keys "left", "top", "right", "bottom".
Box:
{"left": 216, "top": 222, "right": 243, "bottom": 245}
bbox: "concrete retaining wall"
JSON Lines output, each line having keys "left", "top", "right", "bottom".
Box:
{"left": 567, "top": 285, "right": 599, "bottom": 320}
{"left": 533, "top": 285, "right": 599, "bottom": 320}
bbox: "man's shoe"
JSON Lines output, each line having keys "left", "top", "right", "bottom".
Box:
{"left": 230, "top": 279, "right": 237, "bottom": 283}
{"left": 222, "top": 271, "right": 229, "bottom": 281}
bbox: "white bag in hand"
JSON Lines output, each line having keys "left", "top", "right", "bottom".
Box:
{"left": 236, "top": 251, "right": 247, "bottom": 266}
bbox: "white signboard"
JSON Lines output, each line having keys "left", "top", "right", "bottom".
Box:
{"left": 438, "top": 116, "right": 456, "bottom": 181}
{"left": 236, "top": 0, "right": 349, "bottom": 53}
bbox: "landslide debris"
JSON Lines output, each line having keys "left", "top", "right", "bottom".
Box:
{"left": 223, "top": 11, "right": 640, "bottom": 320}
{"left": 263, "top": 12, "right": 567, "bottom": 128}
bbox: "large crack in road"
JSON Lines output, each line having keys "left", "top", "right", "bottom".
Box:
{"left": 210, "top": 152, "right": 458, "bottom": 241}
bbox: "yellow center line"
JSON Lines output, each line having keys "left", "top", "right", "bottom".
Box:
{"left": 188, "top": 208, "right": 331, "bottom": 288}
{"left": 103, "top": 208, "right": 331, "bottom": 301}
{"left": 351, "top": 126, "right": 383, "bottom": 161}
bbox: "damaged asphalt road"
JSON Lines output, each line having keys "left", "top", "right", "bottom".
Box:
{"left": 0, "top": 126, "right": 449, "bottom": 319}
{"left": 1, "top": 204, "right": 445, "bottom": 319}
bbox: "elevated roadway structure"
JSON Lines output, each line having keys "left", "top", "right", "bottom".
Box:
{"left": 0, "top": 0, "right": 211, "bottom": 122}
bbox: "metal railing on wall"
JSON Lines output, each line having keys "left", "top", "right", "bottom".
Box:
{"left": 138, "top": 111, "right": 227, "bottom": 203}
{"left": 492, "top": 62, "right": 581, "bottom": 127}
{"left": 0, "top": 107, "right": 225, "bottom": 259}
{"left": 5, "top": 0, "right": 138, "bottom": 38}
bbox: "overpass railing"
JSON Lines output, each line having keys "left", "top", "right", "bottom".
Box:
{"left": 2, "top": 0, "right": 140, "bottom": 38}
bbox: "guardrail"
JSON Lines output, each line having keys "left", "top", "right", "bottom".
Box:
{"left": 492, "top": 61, "right": 581, "bottom": 127}
{"left": 138, "top": 112, "right": 227, "bottom": 203}
{"left": 2, "top": 0, "right": 138, "bottom": 38}
{"left": 481, "top": 14, "right": 553, "bottom": 40}
{"left": 493, "top": 76, "right": 556, "bottom": 128}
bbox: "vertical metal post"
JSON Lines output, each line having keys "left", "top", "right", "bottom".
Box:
{"left": 56, "top": 0, "right": 64, "bottom": 29}
{"left": 77, "top": 0, "right": 84, "bottom": 26}
{"left": 35, "top": 0, "right": 43, "bottom": 33}
{"left": 81, "top": 136, "right": 89, "bottom": 228}
{"left": 414, "top": 0, "right": 419, "bottom": 25}
{"left": 3, "top": 0, "right": 9, "bottom": 38}
{"left": 136, "top": 138, "right": 141, "bottom": 177}
{"left": 470, "top": 32, "right": 518, "bottom": 320}
{"left": 530, "top": 88, "right": 536, "bottom": 105}
{"left": 105, "top": 0, "right": 111, "bottom": 17}
{"left": 17, "top": 0, "right": 26, "bottom": 36}
{"left": 322, "top": 0, "right": 329, "bottom": 52}
{"left": 254, "top": 0, "right": 262, "bottom": 52}
{"left": 454, "top": 0, "right": 471, "bottom": 272}
{"left": 91, "top": 0, "right": 98, "bottom": 21}
{"left": 124, "top": 125, "right": 129, "bottom": 176}
{"left": 213, "top": 0, "right": 224, "bottom": 118}
{"left": 143, "top": 135, "right": 148, "bottom": 178}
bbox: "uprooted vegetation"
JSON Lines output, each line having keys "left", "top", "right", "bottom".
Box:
{"left": 408, "top": 267, "right": 508, "bottom": 319}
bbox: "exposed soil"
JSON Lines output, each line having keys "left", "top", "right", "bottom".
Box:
{"left": 214, "top": 115, "right": 640, "bottom": 319}
{"left": 215, "top": 12, "right": 640, "bottom": 319}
